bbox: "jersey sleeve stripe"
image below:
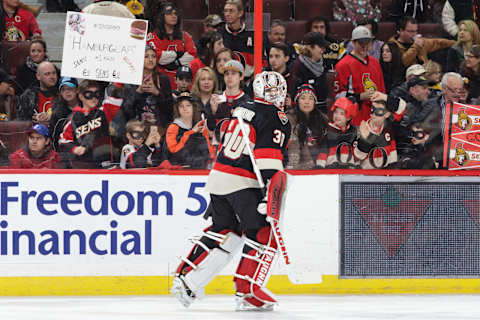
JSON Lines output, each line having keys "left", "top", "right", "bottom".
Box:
{"left": 253, "top": 148, "right": 283, "bottom": 160}
{"left": 212, "top": 162, "right": 257, "bottom": 180}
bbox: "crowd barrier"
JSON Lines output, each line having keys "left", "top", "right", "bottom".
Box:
{"left": 1, "top": 169, "right": 480, "bottom": 296}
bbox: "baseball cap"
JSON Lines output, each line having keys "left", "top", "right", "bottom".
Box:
{"left": 175, "top": 91, "right": 194, "bottom": 103}
{"left": 204, "top": 14, "right": 223, "bottom": 28}
{"left": 405, "top": 64, "right": 426, "bottom": 78}
{"left": 407, "top": 76, "right": 429, "bottom": 88}
{"left": 0, "top": 68, "right": 14, "bottom": 84}
{"left": 303, "top": 32, "right": 330, "bottom": 48}
{"left": 223, "top": 60, "right": 244, "bottom": 75}
{"left": 294, "top": 84, "right": 317, "bottom": 104}
{"left": 176, "top": 65, "right": 193, "bottom": 79}
{"left": 351, "top": 26, "right": 374, "bottom": 41}
{"left": 27, "top": 124, "right": 50, "bottom": 138}
{"left": 59, "top": 77, "right": 78, "bottom": 89}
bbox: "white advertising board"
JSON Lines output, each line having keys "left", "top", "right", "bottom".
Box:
{"left": 61, "top": 12, "right": 147, "bottom": 85}
{"left": 0, "top": 173, "right": 339, "bottom": 278}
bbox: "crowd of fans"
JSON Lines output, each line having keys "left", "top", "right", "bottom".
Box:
{"left": 0, "top": 0, "right": 480, "bottom": 170}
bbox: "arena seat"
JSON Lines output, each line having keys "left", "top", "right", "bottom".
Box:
{"left": 0, "top": 121, "right": 31, "bottom": 154}
{"left": 175, "top": 0, "right": 208, "bottom": 19}
{"left": 377, "top": 22, "right": 396, "bottom": 42}
{"left": 285, "top": 20, "right": 308, "bottom": 43}
{"left": 264, "top": 0, "right": 292, "bottom": 20}
{"left": 418, "top": 23, "right": 443, "bottom": 38}
{"left": 183, "top": 19, "right": 205, "bottom": 42}
{"left": 1, "top": 41, "right": 30, "bottom": 77}
{"left": 294, "top": 0, "right": 333, "bottom": 21}
{"left": 329, "top": 21, "right": 353, "bottom": 42}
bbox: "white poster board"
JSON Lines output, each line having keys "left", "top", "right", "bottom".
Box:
{"left": 61, "top": 12, "right": 147, "bottom": 85}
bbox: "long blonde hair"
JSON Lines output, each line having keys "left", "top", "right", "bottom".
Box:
{"left": 191, "top": 67, "right": 219, "bottom": 96}
{"left": 458, "top": 20, "right": 480, "bottom": 46}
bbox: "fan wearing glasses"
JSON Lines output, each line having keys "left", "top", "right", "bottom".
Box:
{"left": 353, "top": 96, "right": 398, "bottom": 169}
{"left": 58, "top": 80, "right": 111, "bottom": 168}
{"left": 397, "top": 122, "right": 438, "bottom": 169}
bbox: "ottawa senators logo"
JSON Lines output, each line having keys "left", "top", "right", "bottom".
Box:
{"left": 454, "top": 143, "right": 469, "bottom": 166}
{"left": 457, "top": 108, "right": 472, "bottom": 131}
{"left": 277, "top": 111, "right": 288, "bottom": 125}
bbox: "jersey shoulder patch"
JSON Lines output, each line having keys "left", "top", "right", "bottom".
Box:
{"left": 277, "top": 111, "right": 289, "bottom": 125}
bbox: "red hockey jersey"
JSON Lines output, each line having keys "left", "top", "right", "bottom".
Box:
{"left": 146, "top": 31, "right": 197, "bottom": 90}
{"left": 334, "top": 54, "right": 385, "bottom": 126}
{"left": 4, "top": 8, "right": 41, "bottom": 41}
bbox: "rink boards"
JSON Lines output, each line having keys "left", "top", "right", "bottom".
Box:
{"left": 1, "top": 169, "right": 480, "bottom": 295}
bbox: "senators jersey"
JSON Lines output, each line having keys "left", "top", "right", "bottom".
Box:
{"left": 317, "top": 122, "right": 359, "bottom": 168}
{"left": 3, "top": 8, "right": 41, "bottom": 41}
{"left": 334, "top": 54, "right": 385, "bottom": 126}
{"left": 207, "top": 101, "right": 291, "bottom": 195}
{"left": 353, "top": 120, "right": 398, "bottom": 169}
{"left": 218, "top": 23, "right": 255, "bottom": 77}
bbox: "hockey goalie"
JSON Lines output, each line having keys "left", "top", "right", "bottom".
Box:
{"left": 170, "top": 71, "right": 291, "bottom": 311}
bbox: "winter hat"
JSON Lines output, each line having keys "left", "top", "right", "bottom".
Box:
{"left": 294, "top": 84, "right": 317, "bottom": 104}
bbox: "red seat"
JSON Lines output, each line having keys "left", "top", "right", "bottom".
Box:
{"left": 1, "top": 41, "right": 30, "bottom": 76}
{"left": 419, "top": 23, "right": 443, "bottom": 38}
{"left": 285, "top": 20, "right": 308, "bottom": 43}
{"left": 377, "top": 22, "right": 396, "bottom": 42}
{"left": 183, "top": 19, "right": 205, "bottom": 42}
{"left": 295, "top": 0, "right": 333, "bottom": 21}
{"left": 175, "top": 0, "right": 208, "bottom": 19}
{"left": 209, "top": 0, "right": 251, "bottom": 15}
{"left": 329, "top": 21, "right": 353, "bottom": 42}
{"left": 0, "top": 121, "right": 31, "bottom": 154}
{"left": 264, "top": 0, "right": 292, "bottom": 20}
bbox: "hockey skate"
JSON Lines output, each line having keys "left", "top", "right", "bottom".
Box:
{"left": 235, "top": 293, "right": 275, "bottom": 311}
{"left": 170, "top": 276, "right": 204, "bottom": 308}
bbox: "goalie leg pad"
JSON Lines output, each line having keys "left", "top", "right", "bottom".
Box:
{"left": 234, "top": 226, "right": 278, "bottom": 310}
{"left": 171, "top": 227, "right": 243, "bottom": 307}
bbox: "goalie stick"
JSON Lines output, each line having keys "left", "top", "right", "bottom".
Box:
{"left": 236, "top": 115, "right": 292, "bottom": 268}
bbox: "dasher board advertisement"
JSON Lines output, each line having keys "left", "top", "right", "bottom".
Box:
{"left": 61, "top": 12, "right": 148, "bottom": 85}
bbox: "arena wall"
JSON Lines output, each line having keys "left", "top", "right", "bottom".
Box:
{"left": 1, "top": 169, "right": 480, "bottom": 296}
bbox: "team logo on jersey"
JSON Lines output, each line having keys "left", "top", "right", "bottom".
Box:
{"left": 454, "top": 143, "right": 469, "bottom": 166}
{"left": 75, "top": 117, "right": 103, "bottom": 138}
{"left": 362, "top": 73, "right": 377, "bottom": 92}
{"left": 277, "top": 111, "right": 288, "bottom": 125}
{"left": 167, "top": 44, "right": 177, "bottom": 51}
{"left": 5, "top": 24, "right": 25, "bottom": 41}
{"left": 457, "top": 108, "right": 473, "bottom": 131}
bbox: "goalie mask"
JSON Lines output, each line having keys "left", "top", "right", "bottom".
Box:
{"left": 253, "top": 71, "right": 287, "bottom": 109}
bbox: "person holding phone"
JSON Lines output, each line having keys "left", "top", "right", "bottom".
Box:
{"left": 165, "top": 92, "right": 215, "bottom": 169}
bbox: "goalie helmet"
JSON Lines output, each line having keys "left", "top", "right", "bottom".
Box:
{"left": 253, "top": 71, "right": 287, "bottom": 109}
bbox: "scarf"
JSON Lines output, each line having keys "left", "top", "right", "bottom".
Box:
{"left": 299, "top": 55, "right": 324, "bottom": 78}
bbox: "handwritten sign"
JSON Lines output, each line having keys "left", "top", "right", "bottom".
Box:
{"left": 61, "top": 12, "right": 147, "bottom": 85}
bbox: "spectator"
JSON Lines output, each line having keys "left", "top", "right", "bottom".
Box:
{"left": 391, "top": 64, "right": 426, "bottom": 101}
{"left": 213, "top": 47, "right": 234, "bottom": 91}
{"left": 15, "top": 39, "right": 59, "bottom": 95}
{"left": 9, "top": 123, "right": 62, "bottom": 169}
{"left": 146, "top": 2, "right": 197, "bottom": 90}
{"left": 266, "top": 42, "right": 292, "bottom": 107}
{"left": 380, "top": 42, "right": 404, "bottom": 93}
{"left": 190, "top": 31, "right": 224, "bottom": 78}
{"left": 334, "top": 26, "right": 386, "bottom": 125}
{"left": 3, "top": 0, "right": 41, "bottom": 41}
{"left": 345, "top": 19, "right": 384, "bottom": 60}
{"left": 202, "top": 14, "right": 223, "bottom": 34}
{"left": 0, "top": 67, "right": 15, "bottom": 119}
{"left": 58, "top": 80, "right": 111, "bottom": 169}
{"left": 16, "top": 61, "right": 58, "bottom": 122}
{"left": 354, "top": 99, "right": 398, "bottom": 169}
{"left": 0, "top": 138, "right": 8, "bottom": 167}
{"left": 46, "top": 0, "right": 79, "bottom": 13}
{"left": 389, "top": 16, "right": 455, "bottom": 68}
{"left": 120, "top": 120, "right": 164, "bottom": 169}
{"left": 461, "top": 45, "right": 480, "bottom": 102}
{"left": 165, "top": 93, "right": 215, "bottom": 169}
{"left": 396, "top": 121, "right": 438, "bottom": 169}
{"left": 218, "top": 0, "right": 254, "bottom": 77}
{"left": 191, "top": 66, "right": 219, "bottom": 113}
{"left": 286, "top": 84, "right": 327, "bottom": 169}
{"left": 333, "top": 0, "right": 382, "bottom": 25}
{"left": 173, "top": 66, "right": 193, "bottom": 98}
{"left": 49, "top": 77, "right": 79, "bottom": 152}
{"left": 442, "top": 0, "right": 474, "bottom": 38}
{"left": 289, "top": 32, "right": 329, "bottom": 113}
{"left": 264, "top": 19, "right": 296, "bottom": 68}
{"left": 389, "top": 0, "right": 428, "bottom": 23}
{"left": 317, "top": 97, "right": 359, "bottom": 168}
{"left": 122, "top": 45, "right": 173, "bottom": 130}
{"left": 423, "top": 60, "right": 443, "bottom": 96}
{"left": 207, "top": 60, "right": 249, "bottom": 131}
{"left": 446, "top": 20, "right": 480, "bottom": 72}
{"left": 306, "top": 15, "right": 341, "bottom": 72}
